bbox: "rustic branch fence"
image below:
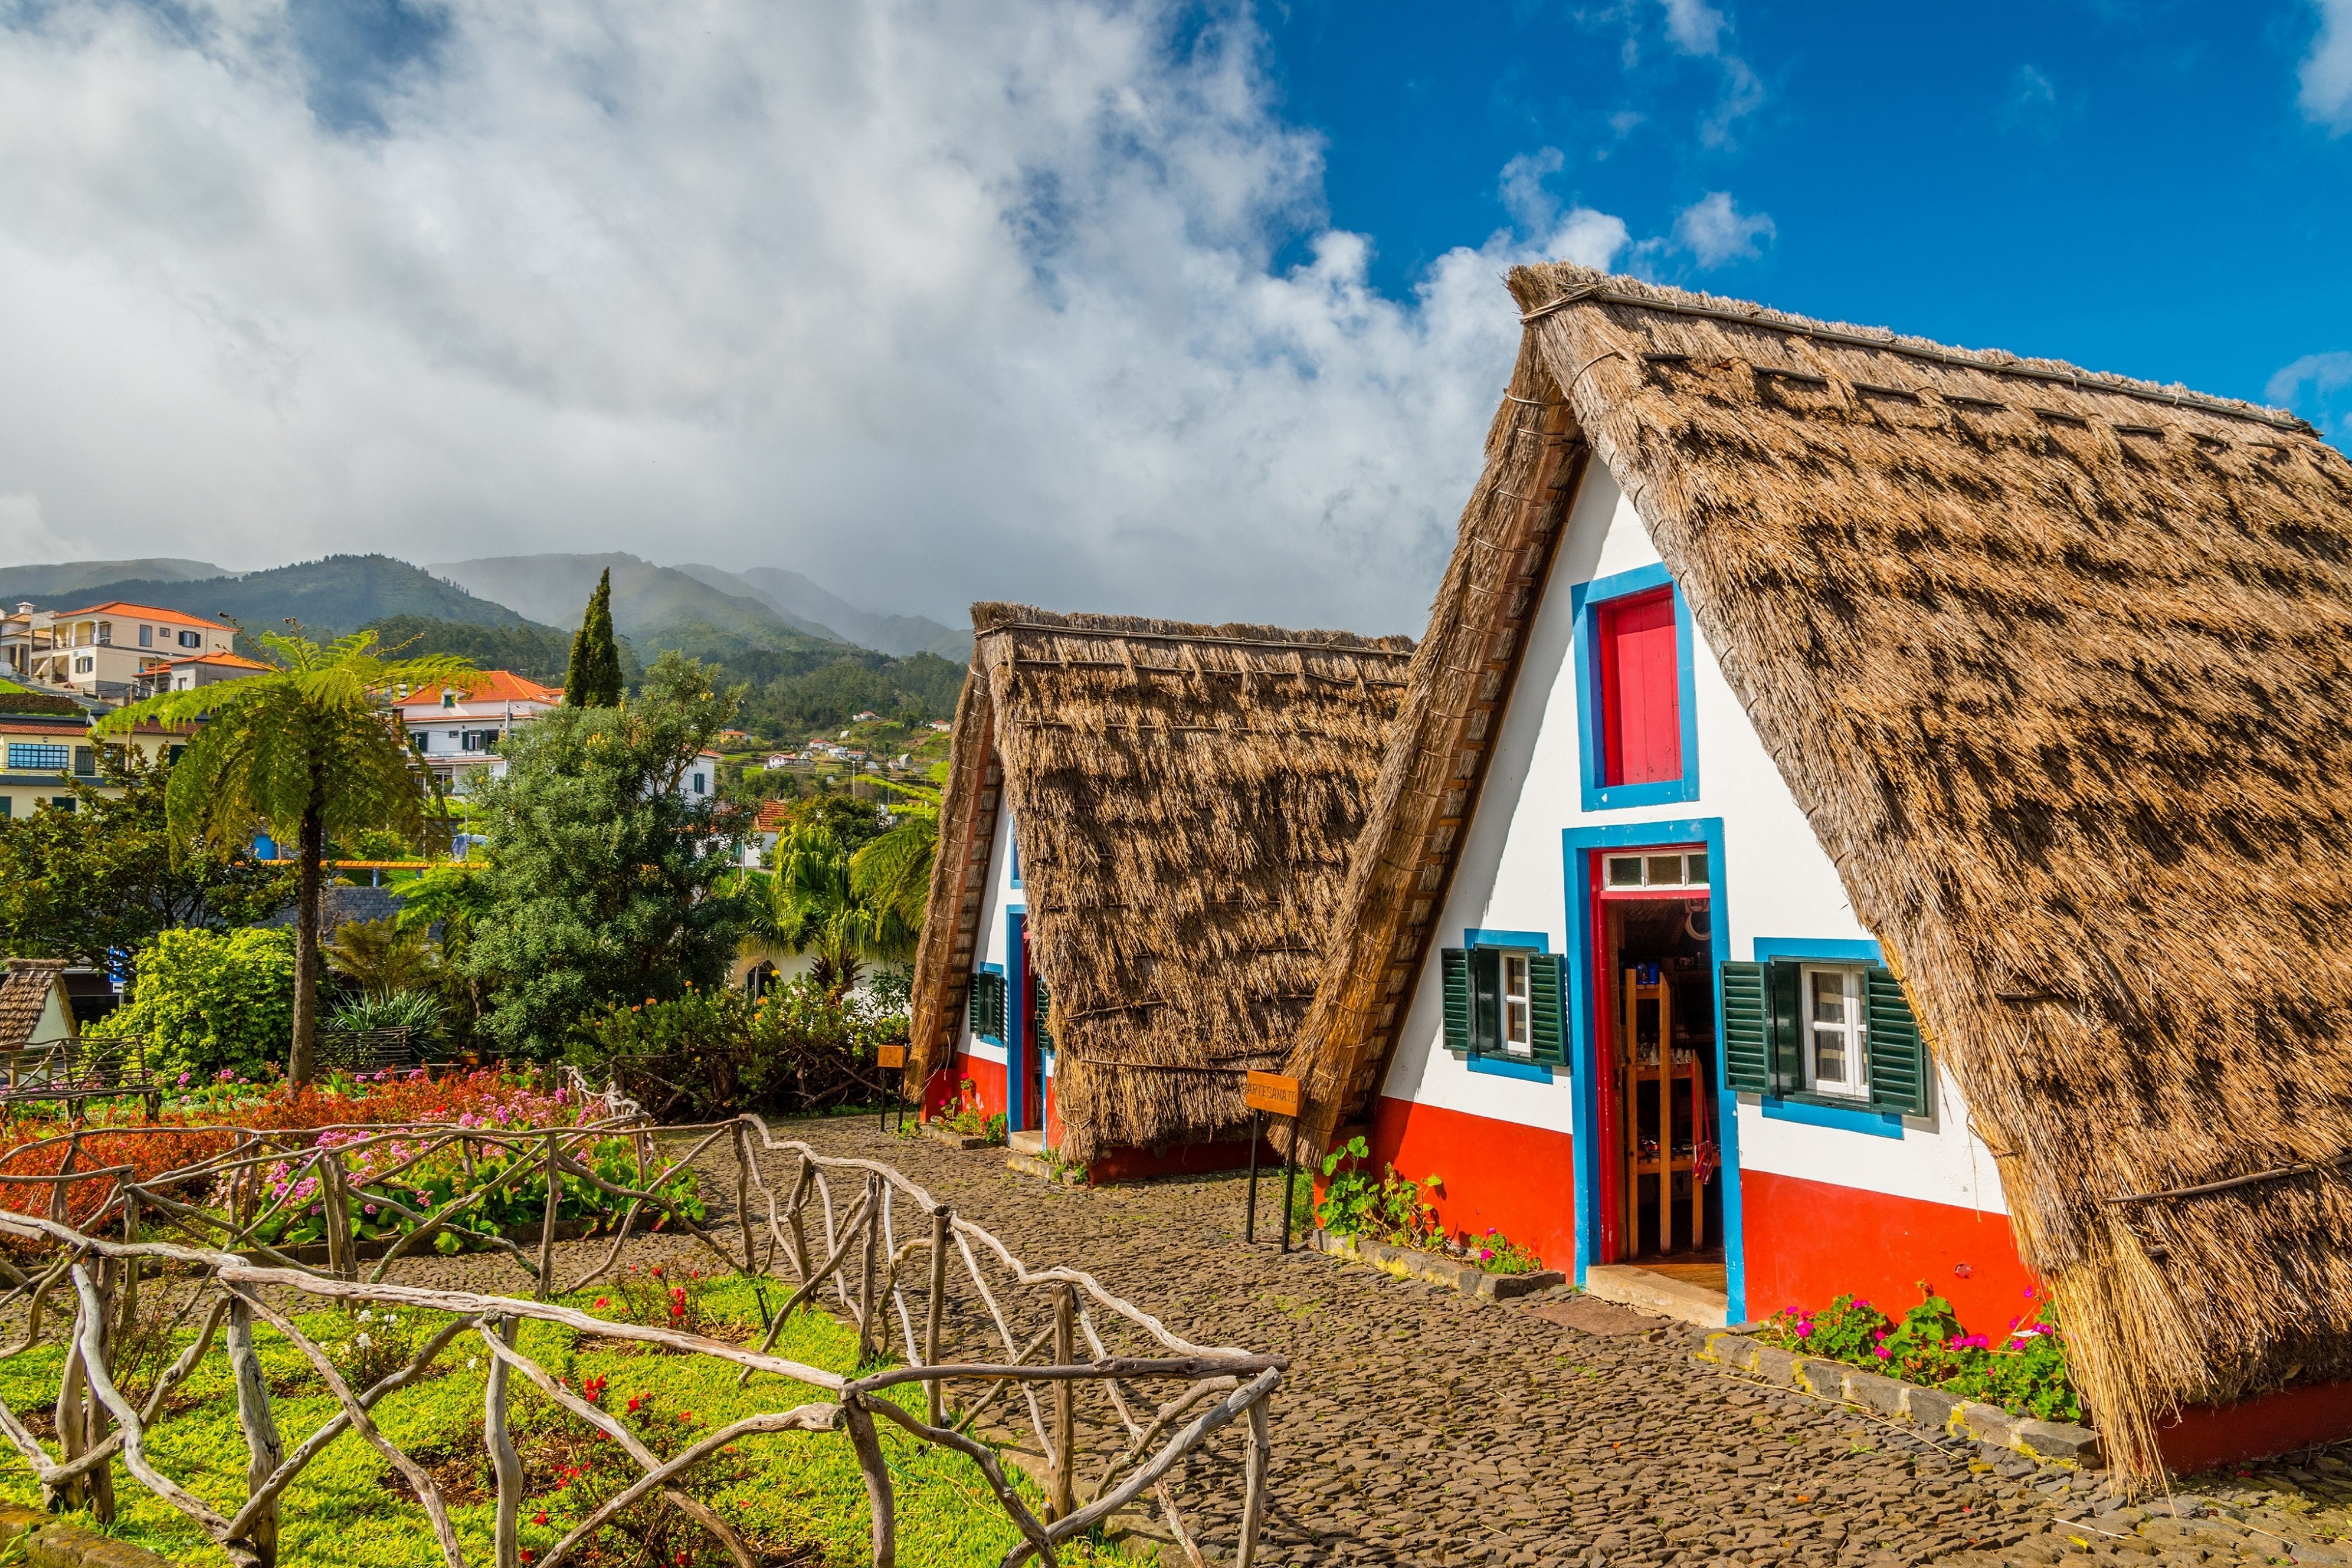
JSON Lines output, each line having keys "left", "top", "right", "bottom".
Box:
{"left": 0, "top": 1106, "right": 1283, "bottom": 1568}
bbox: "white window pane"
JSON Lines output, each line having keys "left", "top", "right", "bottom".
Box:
{"left": 1810, "top": 971, "right": 1845, "bottom": 1025}
{"left": 1813, "top": 1028, "right": 1846, "bottom": 1085}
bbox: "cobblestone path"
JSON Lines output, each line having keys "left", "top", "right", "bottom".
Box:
{"left": 762, "top": 1117, "right": 2352, "bottom": 1568}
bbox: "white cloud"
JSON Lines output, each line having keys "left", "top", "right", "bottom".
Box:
{"left": 1659, "top": 0, "right": 1726, "bottom": 56}
{"left": 0, "top": 493, "right": 91, "bottom": 569}
{"left": 0, "top": 1, "right": 1625, "bottom": 634}
{"left": 1673, "top": 192, "right": 1776, "bottom": 268}
{"left": 2267, "top": 350, "right": 2352, "bottom": 437}
{"left": 1652, "top": 0, "right": 1760, "bottom": 146}
{"left": 2304, "top": 0, "right": 2352, "bottom": 131}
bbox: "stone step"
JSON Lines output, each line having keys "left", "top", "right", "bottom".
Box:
{"left": 1581, "top": 1263, "right": 1730, "bottom": 1328}
{"left": 1008, "top": 1129, "right": 1047, "bottom": 1156}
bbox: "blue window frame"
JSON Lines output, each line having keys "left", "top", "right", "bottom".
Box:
{"left": 6, "top": 743, "right": 70, "bottom": 772}
{"left": 1570, "top": 563, "right": 1702, "bottom": 812}
{"left": 1748, "top": 937, "right": 1905, "bottom": 1138}
{"left": 1460, "top": 929, "right": 1560, "bottom": 1081}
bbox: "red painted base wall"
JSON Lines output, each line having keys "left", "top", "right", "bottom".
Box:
{"left": 1369, "top": 1095, "right": 1578, "bottom": 1272}
{"left": 1738, "top": 1168, "right": 2039, "bottom": 1337}
{"left": 928, "top": 1051, "right": 1008, "bottom": 1120}
{"left": 2157, "top": 1380, "right": 2352, "bottom": 1474}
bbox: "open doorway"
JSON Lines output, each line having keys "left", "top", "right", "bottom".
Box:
{"left": 1592, "top": 847, "right": 1722, "bottom": 1267}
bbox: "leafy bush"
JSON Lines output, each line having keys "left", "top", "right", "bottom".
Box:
{"left": 577, "top": 973, "right": 908, "bottom": 1118}
{"left": 327, "top": 987, "right": 446, "bottom": 1036}
{"left": 93, "top": 924, "right": 297, "bottom": 1082}
{"left": 1753, "top": 1286, "right": 2080, "bottom": 1422}
{"left": 1315, "top": 1136, "right": 1444, "bottom": 1251}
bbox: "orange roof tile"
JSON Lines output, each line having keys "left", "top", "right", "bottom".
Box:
{"left": 755, "top": 799, "right": 793, "bottom": 829}
{"left": 50, "top": 602, "right": 233, "bottom": 632}
{"left": 402, "top": 670, "right": 564, "bottom": 707}
{"left": 166, "top": 651, "right": 273, "bottom": 671}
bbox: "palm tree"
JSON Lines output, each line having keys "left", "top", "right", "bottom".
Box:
{"left": 94, "top": 629, "right": 475, "bottom": 1082}
{"left": 742, "top": 820, "right": 915, "bottom": 998}
{"left": 848, "top": 776, "right": 941, "bottom": 934}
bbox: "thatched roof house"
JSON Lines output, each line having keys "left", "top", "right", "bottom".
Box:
{"left": 908, "top": 604, "right": 1413, "bottom": 1171}
{"left": 1279, "top": 263, "right": 2352, "bottom": 1478}
{"left": 0, "top": 959, "right": 74, "bottom": 1052}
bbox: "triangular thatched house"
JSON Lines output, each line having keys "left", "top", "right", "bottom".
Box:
{"left": 1276, "top": 263, "right": 2352, "bottom": 1480}
{"left": 0, "top": 959, "right": 75, "bottom": 1053}
{"left": 906, "top": 604, "right": 1414, "bottom": 1179}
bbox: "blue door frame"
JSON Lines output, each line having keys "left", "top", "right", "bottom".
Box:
{"left": 1562, "top": 817, "right": 1747, "bottom": 1324}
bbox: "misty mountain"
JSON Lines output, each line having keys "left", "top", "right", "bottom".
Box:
{"left": 677, "top": 563, "right": 970, "bottom": 660}
{"left": 428, "top": 552, "right": 844, "bottom": 651}
{"left": 0, "top": 559, "right": 228, "bottom": 600}
{"left": 4, "top": 555, "right": 535, "bottom": 635}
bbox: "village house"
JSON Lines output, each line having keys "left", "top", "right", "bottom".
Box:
{"left": 906, "top": 605, "right": 1414, "bottom": 1182}
{"left": 0, "top": 960, "right": 76, "bottom": 1054}
{"left": 397, "top": 670, "right": 564, "bottom": 789}
{"left": 1273, "top": 262, "right": 2352, "bottom": 1480}
{"left": 1, "top": 694, "right": 186, "bottom": 820}
{"left": 6, "top": 602, "right": 236, "bottom": 705}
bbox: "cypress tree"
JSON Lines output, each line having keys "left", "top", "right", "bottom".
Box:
{"left": 564, "top": 569, "right": 624, "bottom": 707}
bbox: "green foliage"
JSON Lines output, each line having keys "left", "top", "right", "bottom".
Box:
{"left": 1466, "top": 1229, "right": 1545, "bottom": 1275}
{"left": 741, "top": 819, "right": 916, "bottom": 996}
{"left": 0, "top": 746, "right": 288, "bottom": 971}
{"left": 27, "top": 555, "right": 532, "bottom": 641}
{"left": 564, "top": 568, "right": 625, "bottom": 707}
{"left": 91, "top": 925, "right": 298, "bottom": 1082}
{"left": 850, "top": 779, "right": 941, "bottom": 936}
{"left": 579, "top": 973, "right": 908, "bottom": 1118}
{"left": 361, "top": 614, "right": 582, "bottom": 684}
{"left": 326, "top": 988, "right": 445, "bottom": 1036}
{"left": 324, "top": 917, "right": 437, "bottom": 998}
{"left": 739, "top": 651, "right": 967, "bottom": 733}
{"left": 464, "top": 651, "right": 748, "bottom": 1057}
{"left": 1753, "top": 1287, "right": 2081, "bottom": 1422}
{"left": 1315, "top": 1137, "right": 1445, "bottom": 1250}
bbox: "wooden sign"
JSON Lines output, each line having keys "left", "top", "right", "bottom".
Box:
{"left": 877, "top": 1044, "right": 907, "bottom": 1070}
{"left": 1243, "top": 1070, "right": 1301, "bottom": 1118}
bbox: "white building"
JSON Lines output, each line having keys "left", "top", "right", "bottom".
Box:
{"left": 397, "top": 671, "right": 563, "bottom": 789}
{"left": 9, "top": 602, "right": 237, "bottom": 706}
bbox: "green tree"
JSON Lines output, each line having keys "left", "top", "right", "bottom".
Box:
{"left": 91, "top": 925, "right": 297, "bottom": 1084}
{"left": 564, "top": 569, "right": 625, "bottom": 707}
{"left": 849, "top": 776, "right": 941, "bottom": 935}
{"left": 742, "top": 818, "right": 917, "bottom": 998}
{"left": 91, "top": 629, "right": 475, "bottom": 1083}
{"left": 396, "top": 861, "right": 498, "bottom": 1048}
{"left": 0, "top": 748, "right": 289, "bottom": 972}
{"left": 466, "top": 651, "right": 748, "bottom": 1055}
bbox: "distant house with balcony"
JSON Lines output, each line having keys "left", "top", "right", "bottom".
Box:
{"left": 1, "top": 702, "right": 188, "bottom": 821}
{"left": 396, "top": 670, "right": 564, "bottom": 789}
{"left": 4, "top": 602, "right": 236, "bottom": 706}
{"left": 135, "top": 650, "right": 275, "bottom": 698}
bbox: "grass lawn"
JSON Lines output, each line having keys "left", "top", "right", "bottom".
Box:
{"left": 0, "top": 1274, "right": 1146, "bottom": 1567}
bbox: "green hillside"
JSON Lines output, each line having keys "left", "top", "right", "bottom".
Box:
{"left": 428, "top": 553, "right": 843, "bottom": 650}
{"left": 11, "top": 555, "right": 533, "bottom": 637}
{"left": 0, "top": 559, "right": 226, "bottom": 599}
{"left": 357, "top": 614, "right": 641, "bottom": 688}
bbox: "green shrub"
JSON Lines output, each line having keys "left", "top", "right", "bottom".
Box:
{"left": 95, "top": 925, "right": 297, "bottom": 1082}
{"left": 1752, "top": 1287, "right": 2081, "bottom": 1422}
{"left": 326, "top": 988, "right": 445, "bottom": 1036}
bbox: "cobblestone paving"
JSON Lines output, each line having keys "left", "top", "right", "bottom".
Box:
{"left": 394, "top": 1116, "right": 2352, "bottom": 1568}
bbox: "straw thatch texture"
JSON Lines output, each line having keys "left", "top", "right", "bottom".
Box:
{"left": 0, "top": 959, "right": 71, "bottom": 1051}
{"left": 1292, "top": 262, "right": 2352, "bottom": 1480}
{"left": 908, "top": 604, "right": 1413, "bottom": 1167}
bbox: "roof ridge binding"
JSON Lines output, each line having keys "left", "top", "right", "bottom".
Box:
{"left": 1518, "top": 270, "right": 2314, "bottom": 435}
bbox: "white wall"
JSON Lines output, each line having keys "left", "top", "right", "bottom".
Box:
{"left": 954, "top": 804, "right": 1021, "bottom": 1067}
{"left": 1381, "top": 462, "right": 2005, "bottom": 1214}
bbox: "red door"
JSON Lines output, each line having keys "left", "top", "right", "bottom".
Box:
{"left": 1598, "top": 588, "right": 1682, "bottom": 785}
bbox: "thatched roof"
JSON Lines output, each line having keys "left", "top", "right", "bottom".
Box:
{"left": 908, "top": 604, "right": 1413, "bottom": 1166}
{"left": 1281, "top": 263, "right": 2352, "bottom": 1479}
{"left": 0, "top": 959, "right": 71, "bottom": 1051}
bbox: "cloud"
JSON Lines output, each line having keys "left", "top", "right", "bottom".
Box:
{"left": 0, "top": 1, "right": 1632, "bottom": 634}
{"left": 0, "top": 494, "right": 90, "bottom": 569}
{"left": 2267, "top": 350, "right": 2352, "bottom": 437}
{"left": 1673, "top": 192, "right": 1776, "bottom": 268}
{"left": 1659, "top": 0, "right": 1726, "bottom": 56}
{"left": 1652, "top": 0, "right": 1762, "bottom": 146}
{"left": 2304, "top": 0, "right": 2352, "bottom": 130}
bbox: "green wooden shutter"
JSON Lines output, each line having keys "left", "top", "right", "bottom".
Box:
{"left": 1034, "top": 977, "right": 1054, "bottom": 1053}
{"left": 1865, "top": 968, "right": 1928, "bottom": 1116}
{"left": 1470, "top": 947, "right": 1502, "bottom": 1057}
{"left": 968, "top": 973, "right": 1005, "bottom": 1039}
{"left": 1528, "top": 953, "right": 1567, "bottom": 1066}
{"left": 1767, "top": 959, "right": 1803, "bottom": 1097}
{"left": 1440, "top": 949, "right": 1472, "bottom": 1055}
{"left": 1720, "top": 962, "right": 1770, "bottom": 1092}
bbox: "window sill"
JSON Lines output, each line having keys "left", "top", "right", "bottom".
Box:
{"left": 1760, "top": 1095, "right": 1903, "bottom": 1139}
{"left": 1457, "top": 1052, "right": 1560, "bottom": 1083}
{"left": 1580, "top": 776, "right": 1701, "bottom": 812}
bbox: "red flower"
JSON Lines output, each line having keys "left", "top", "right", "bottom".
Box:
{"left": 533, "top": 1511, "right": 548, "bottom": 1525}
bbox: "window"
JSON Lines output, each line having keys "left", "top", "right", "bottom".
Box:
{"left": 0, "top": 797, "right": 9, "bottom": 818}
{"left": 73, "top": 746, "right": 95, "bottom": 777}
{"left": 139, "top": 625, "right": 153, "bottom": 648}
{"left": 692, "top": 772, "right": 707, "bottom": 793}
{"left": 1801, "top": 965, "right": 1868, "bottom": 1098}
{"left": 178, "top": 629, "right": 201, "bottom": 648}
{"left": 441, "top": 690, "right": 458, "bottom": 708}
{"left": 968, "top": 971, "right": 1008, "bottom": 1039}
{"left": 7, "top": 743, "right": 69, "bottom": 772}
{"left": 95, "top": 622, "right": 112, "bottom": 645}
{"left": 1597, "top": 587, "right": 1681, "bottom": 786}
{"left": 50, "top": 797, "right": 74, "bottom": 813}
{"left": 1442, "top": 945, "right": 1565, "bottom": 1065}
{"left": 73, "top": 656, "right": 93, "bottom": 675}
{"left": 1603, "top": 851, "right": 1708, "bottom": 890}
{"left": 168, "top": 745, "right": 186, "bottom": 765}
{"left": 460, "top": 730, "right": 500, "bottom": 753}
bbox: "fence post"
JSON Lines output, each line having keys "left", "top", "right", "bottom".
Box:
{"left": 84, "top": 1258, "right": 116, "bottom": 1524}
{"left": 857, "top": 1173, "right": 882, "bottom": 1363}
{"left": 924, "top": 1205, "right": 951, "bottom": 1426}
{"left": 844, "top": 1395, "right": 896, "bottom": 1568}
{"left": 486, "top": 1316, "right": 523, "bottom": 1568}
{"left": 785, "top": 1155, "right": 814, "bottom": 1282}
{"left": 537, "top": 1131, "right": 562, "bottom": 1301}
{"left": 733, "top": 1121, "right": 756, "bottom": 1274}
{"left": 322, "top": 1157, "right": 351, "bottom": 1281}
{"left": 1049, "top": 1282, "right": 1076, "bottom": 1522}
{"left": 228, "top": 1294, "right": 283, "bottom": 1568}
{"left": 1237, "top": 1393, "right": 1272, "bottom": 1568}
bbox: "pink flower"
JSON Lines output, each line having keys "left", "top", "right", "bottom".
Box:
{"left": 1873, "top": 1346, "right": 1891, "bottom": 1360}
{"left": 1794, "top": 1321, "right": 1813, "bottom": 1340}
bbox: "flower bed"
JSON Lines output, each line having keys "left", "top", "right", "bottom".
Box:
{"left": 1312, "top": 1134, "right": 1551, "bottom": 1275}
{"left": 1749, "top": 1287, "right": 2079, "bottom": 1422}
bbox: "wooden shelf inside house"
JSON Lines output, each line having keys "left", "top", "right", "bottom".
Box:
{"left": 1621, "top": 967, "right": 1705, "bottom": 1255}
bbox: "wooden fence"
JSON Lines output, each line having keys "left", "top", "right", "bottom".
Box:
{"left": 0, "top": 1108, "right": 1283, "bottom": 1568}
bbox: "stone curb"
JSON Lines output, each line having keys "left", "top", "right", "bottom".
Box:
{"left": 1696, "top": 1331, "right": 2102, "bottom": 1469}
{"left": 1308, "top": 1228, "right": 1567, "bottom": 1301}
{"left": 918, "top": 1123, "right": 997, "bottom": 1151}
{"left": 0, "top": 1503, "right": 178, "bottom": 1567}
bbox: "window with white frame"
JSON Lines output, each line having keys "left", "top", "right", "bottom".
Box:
{"left": 1802, "top": 964, "right": 1869, "bottom": 1098}
{"left": 1501, "top": 952, "right": 1534, "bottom": 1057}
{"left": 1603, "top": 850, "right": 1708, "bottom": 891}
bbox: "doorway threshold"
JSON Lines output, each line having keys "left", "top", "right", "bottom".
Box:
{"left": 1583, "top": 1263, "right": 1729, "bottom": 1328}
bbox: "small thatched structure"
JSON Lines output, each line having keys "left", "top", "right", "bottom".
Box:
{"left": 1282, "top": 262, "right": 2352, "bottom": 1478}
{"left": 907, "top": 604, "right": 1413, "bottom": 1167}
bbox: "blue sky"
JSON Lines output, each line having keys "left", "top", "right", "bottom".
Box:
{"left": 1265, "top": 0, "right": 2352, "bottom": 438}
{"left": 0, "top": 1, "right": 2344, "bottom": 627}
